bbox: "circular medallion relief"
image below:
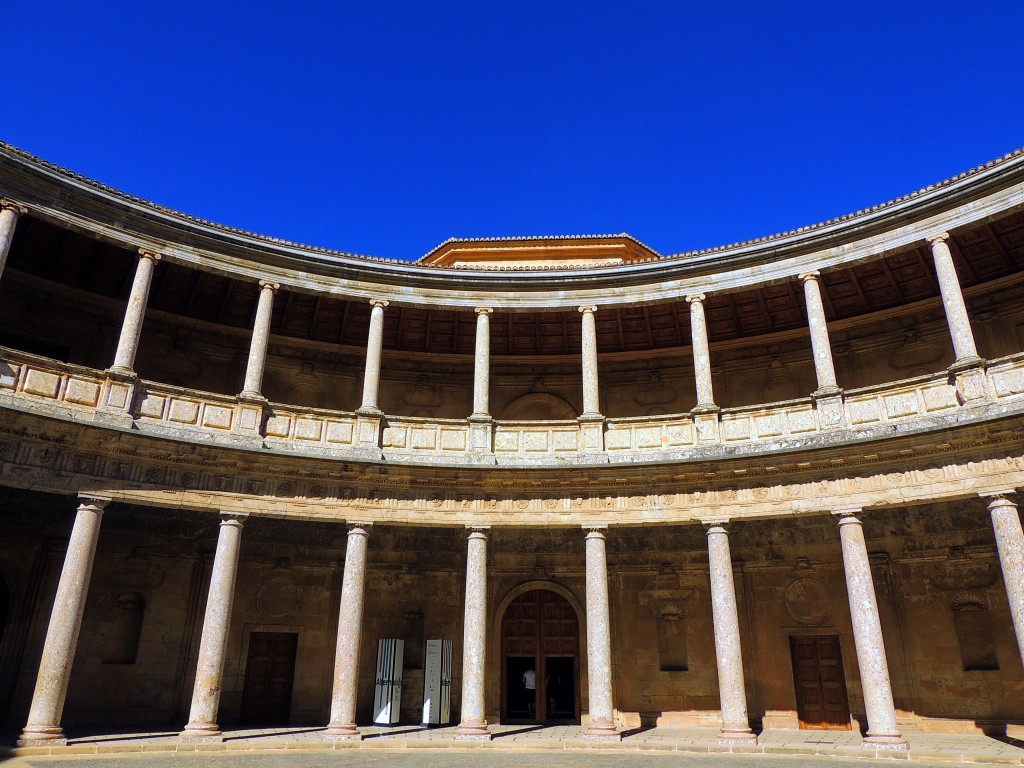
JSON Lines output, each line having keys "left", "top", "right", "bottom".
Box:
{"left": 256, "top": 577, "right": 299, "bottom": 619}
{"left": 784, "top": 577, "right": 831, "bottom": 626}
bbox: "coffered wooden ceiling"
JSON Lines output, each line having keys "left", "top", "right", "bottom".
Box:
{"left": 6, "top": 212, "right": 1024, "bottom": 356}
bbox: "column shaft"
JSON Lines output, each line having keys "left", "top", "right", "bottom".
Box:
{"left": 472, "top": 308, "right": 492, "bottom": 417}
{"left": 687, "top": 294, "right": 716, "bottom": 409}
{"left": 705, "top": 523, "right": 755, "bottom": 743}
{"left": 835, "top": 511, "right": 906, "bottom": 749}
{"left": 929, "top": 234, "right": 981, "bottom": 364}
{"left": 240, "top": 281, "right": 278, "bottom": 398}
{"left": 110, "top": 249, "right": 161, "bottom": 375}
{"left": 584, "top": 527, "right": 619, "bottom": 740}
{"left": 985, "top": 493, "right": 1024, "bottom": 666}
{"left": 326, "top": 523, "right": 371, "bottom": 739}
{"left": 359, "top": 300, "right": 388, "bottom": 412}
{"left": 180, "top": 512, "right": 247, "bottom": 741}
{"left": 0, "top": 199, "right": 27, "bottom": 281}
{"left": 18, "top": 495, "right": 109, "bottom": 746}
{"left": 579, "top": 306, "right": 601, "bottom": 416}
{"left": 800, "top": 272, "right": 839, "bottom": 393}
{"left": 456, "top": 527, "right": 491, "bottom": 739}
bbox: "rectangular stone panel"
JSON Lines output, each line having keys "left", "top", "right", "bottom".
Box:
{"left": 604, "top": 429, "right": 630, "bottom": 451}
{"left": 383, "top": 426, "right": 408, "bottom": 448}
{"left": 138, "top": 393, "right": 166, "bottom": 418}
{"left": 722, "top": 416, "right": 751, "bottom": 442}
{"left": 551, "top": 430, "right": 578, "bottom": 452}
{"left": 326, "top": 420, "right": 353, "bottom": 444}
{"left": 922, "top": 384, "right": 959, "bottom": 411}
{"left": 636, "top": 426, "right": 662, "bottom": 448}
{"left": 0, "top": 362, "right": 19, "bottom": 389}
{"left": 439, "top": 429, "right": 467, "bottom": 451}
{"left": 993, "top": 368, "right": 1024, "bottom": 397}
{"left": 523, "top": 430, "right": 549, "bottom": 452}
{"left": 754, "top": 413, "right": 783, "bottom": 438}
{"left": 266, "top": 415, "right": 291, "bottom": 438}
{"left": 666, "top": 423, "right": 694, "bottom": 445}
{"left": 847, "top": 398, "right": 881, "bottom": 425}
{"left": 411, "top": 428, "right": 436, "bottom": 449}
{"left": 787, "top": 408, "right": 817, "bottom": 433}
{"left": 884, "top": 391, "right": 919, "bottom": 418}
{"left": 22, "top": 369, "right": 60, "bottom": 398}
{"left": 168, "top": 399, "right": 200, "bottom": 425}
{"left": 202, "top": 404, "right": 233, "bottom": 430}
{"left": 295, "top": 418, "right": 324, "bottom": 441}
{"left": 65, "top": 378, "right": 101, "bottom": 407}
{"left": 494, "top": 431, "right": 519, "bottom": 452}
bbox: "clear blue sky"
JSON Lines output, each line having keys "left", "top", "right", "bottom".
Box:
{"left": 5, "top": 3, "right": 1023, "bottom": 260}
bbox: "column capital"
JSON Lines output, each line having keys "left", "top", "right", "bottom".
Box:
{"left": 346, "top": 521, "right": 373, "bottom": 534}
{"left": 831, "top": 507, "right": 863, "bottom": 524}
{"left": 980, "top": 490, "right": 1018, "bottom": 506}
{"left": 218, "top": 511, "right": 248, "bottom": 527}
{"left": 77, "top": 493, "right": 112, "bottom": 510}
{"left": 369, "top": 298, "right": 389, "bottom": 309}
{"left": 578, "top": 305, "right": 597, "bottom": 315}
{"left": 798, "top": 270, "right": 821, "bottom": 283}
{"left": 137, "top": 248, "right": 162, "bottom": 262}
{"left": 685, "top": 293, "right": 706, "bottom": 304}
{"left": 702, "top": 519, "right": 730, "bottom": 533}
{"left": 258, "top": 279, "right": 280, "bottom": 292}
{"left": 474, "top": 306, "right": 493, "bottom": 316}
{"left": 1, "top": 198, "right": 28, "bottom": 216}
{"left": 927, "top": 232, "right": 950, "bottom": 246}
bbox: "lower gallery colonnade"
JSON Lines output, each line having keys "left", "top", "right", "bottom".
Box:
{"left": 11, "top": 491, "right": 1024, "bottom": 750}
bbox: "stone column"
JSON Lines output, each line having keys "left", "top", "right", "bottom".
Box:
{"left": 0, "top": 198, "right": 27, "bottom": 282}
{"left": 180, "top": 512, "right": 247, "bottom": 742}
{"left": 109, "top": 248, "right": 161, "bottom": 375}
{"left": 799, "top": 272, "right": 840, "bottom": 395}
{"left": 704, "top": 521, "right": 756, "bottom": 744}
{"left": 579, "top": 305, "right": 601, "bottom": 416}
{"left": 833, "top": 509, "right": 906, "bottom": 750}
{"left": 18, "top": 494, "right": 110, "bottom": 747}
{"left": 687, "top": 294, "right": 717, "bottom": 411}
{"left": 583, "top": 526, "right": 620, "bottom": 740}
{"left": 358, "top": 299, "right": 388, "bottom": 413}
{"left": 239, "top": 280, "right": 279, "bottom": 399}
{"left": 325, "top": 522, "right": 371, "bottom": 740}
{"left": 456, "top": 526, "right": 491, "bottom": 740}
{"left": 929, "top": 233, "right": 982, "bottom": 366}
{"left": 982, "top": 492, "right": 1024, "bottom": 667}
{"left": 471, "top": 307, "right": 492, "bottom": 418}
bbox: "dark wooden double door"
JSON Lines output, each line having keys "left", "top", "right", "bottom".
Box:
{"left": 239, "top": 631, "right": 298, "bottom": 726}
{"left": 790, "top": 635, "right": 851, "bottom": 729}
{"left": 502, "top": 590, "right": 580, "bottom": 723}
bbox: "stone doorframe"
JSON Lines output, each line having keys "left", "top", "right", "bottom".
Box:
{"left": 488, "top": 580, "right": 589, "bottom": 724}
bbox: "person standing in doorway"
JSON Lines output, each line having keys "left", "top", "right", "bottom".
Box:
{"left": 523, "top": 666, "right": 536, "bottom": 717}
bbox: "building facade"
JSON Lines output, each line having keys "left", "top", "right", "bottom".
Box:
{"left": 1, "top": 143, "right": 1024, "bottom": 748}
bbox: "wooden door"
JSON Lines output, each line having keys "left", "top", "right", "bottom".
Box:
{"left": 239, "top": 631, "right": 298, "bottom": 725}
{"left": 790, "top": 635, "right": 851, "bottom": 729}
{"left": 502, "top": 590, "right": 579, "bottom": 723}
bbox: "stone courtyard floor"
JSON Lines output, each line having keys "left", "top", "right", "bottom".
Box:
{"left": 3, "top": 725, "right": 1024, "bottom": 766}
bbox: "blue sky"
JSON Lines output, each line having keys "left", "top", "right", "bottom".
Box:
{"left": 4, "top": 3, "right": 1023, "bottom": 260}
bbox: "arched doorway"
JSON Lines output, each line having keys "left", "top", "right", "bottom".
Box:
{"left": 501, "top": 589, "right": 580, "bottom": 723}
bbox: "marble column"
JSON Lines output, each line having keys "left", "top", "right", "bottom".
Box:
{"left": 579, "top": 305, "right": 601, "bottom": 417}
{"left": 239, "top": 280, "right": 279, "bottom": 399}
{"left": 456, "top": 526, "right": 491, "bottom": 740}
{"left": 704, "top": 522, "right": 756, "bottom": 744}
{"left": 471, "top": 307, "right": 492, "bottom": 418}
{"left": 109, "top": 248, "right": 161, "bottom": 375}
{"left": 687, "top": 294, "right": 717, "bottom": 411}
{"left": 0, "top": 198, "right": 27, "bottom": 282}
{"left": 982, "top": 492, "right": 1024, "bottom": 667}
{"left": 929, "top": 233, "right": 982, "bottom": 366}
{"left": 326, "top": 522, "right": 371, "bottom": 740}
{"left": 800, "top": 272, "right": 840, "bottom": 394}
{"left": 833, "top": 509, "right": 906, "bottom": 750}
{"left": 583, "top": 526, "right": 620, "bottom": 740}
{"left": 18, "top": 494, "right": 110, "bottom": 747}
{"left": 358, "top": 299, "right": 388, "bottom": 413}
{"left": 180, "top": 512, "right": 247, "bottom": 742}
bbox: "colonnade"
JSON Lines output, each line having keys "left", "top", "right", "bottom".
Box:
{"left": 15, "top": 491, "right": 1024, "bottom": 748}
{"left": 0, "top": 201, "right": 989, "bottom": 442}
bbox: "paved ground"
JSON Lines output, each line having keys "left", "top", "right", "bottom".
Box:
{"left": 3, "top": 724, "right": 1024, "bottom": 766}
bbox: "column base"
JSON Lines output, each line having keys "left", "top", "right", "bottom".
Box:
{"left": 17, "top": 725, "right": 67, "bottom": 747}
{"left": 323, "top": 724, "right": 362, "bottom": 741}
{"left": 862, "top": 733, "right": 908, "bottom": 751}
{"left": 583, "top": 719, "right": 621, "bottom": 741}
{"left": 178, "top": 723, "right": 224, "bottom": 743}
{"left": 454, "top": 721, "right": 492, "bottom": 740}
{"left": 718, "top": 728, "right": 758, "bottom": 746}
